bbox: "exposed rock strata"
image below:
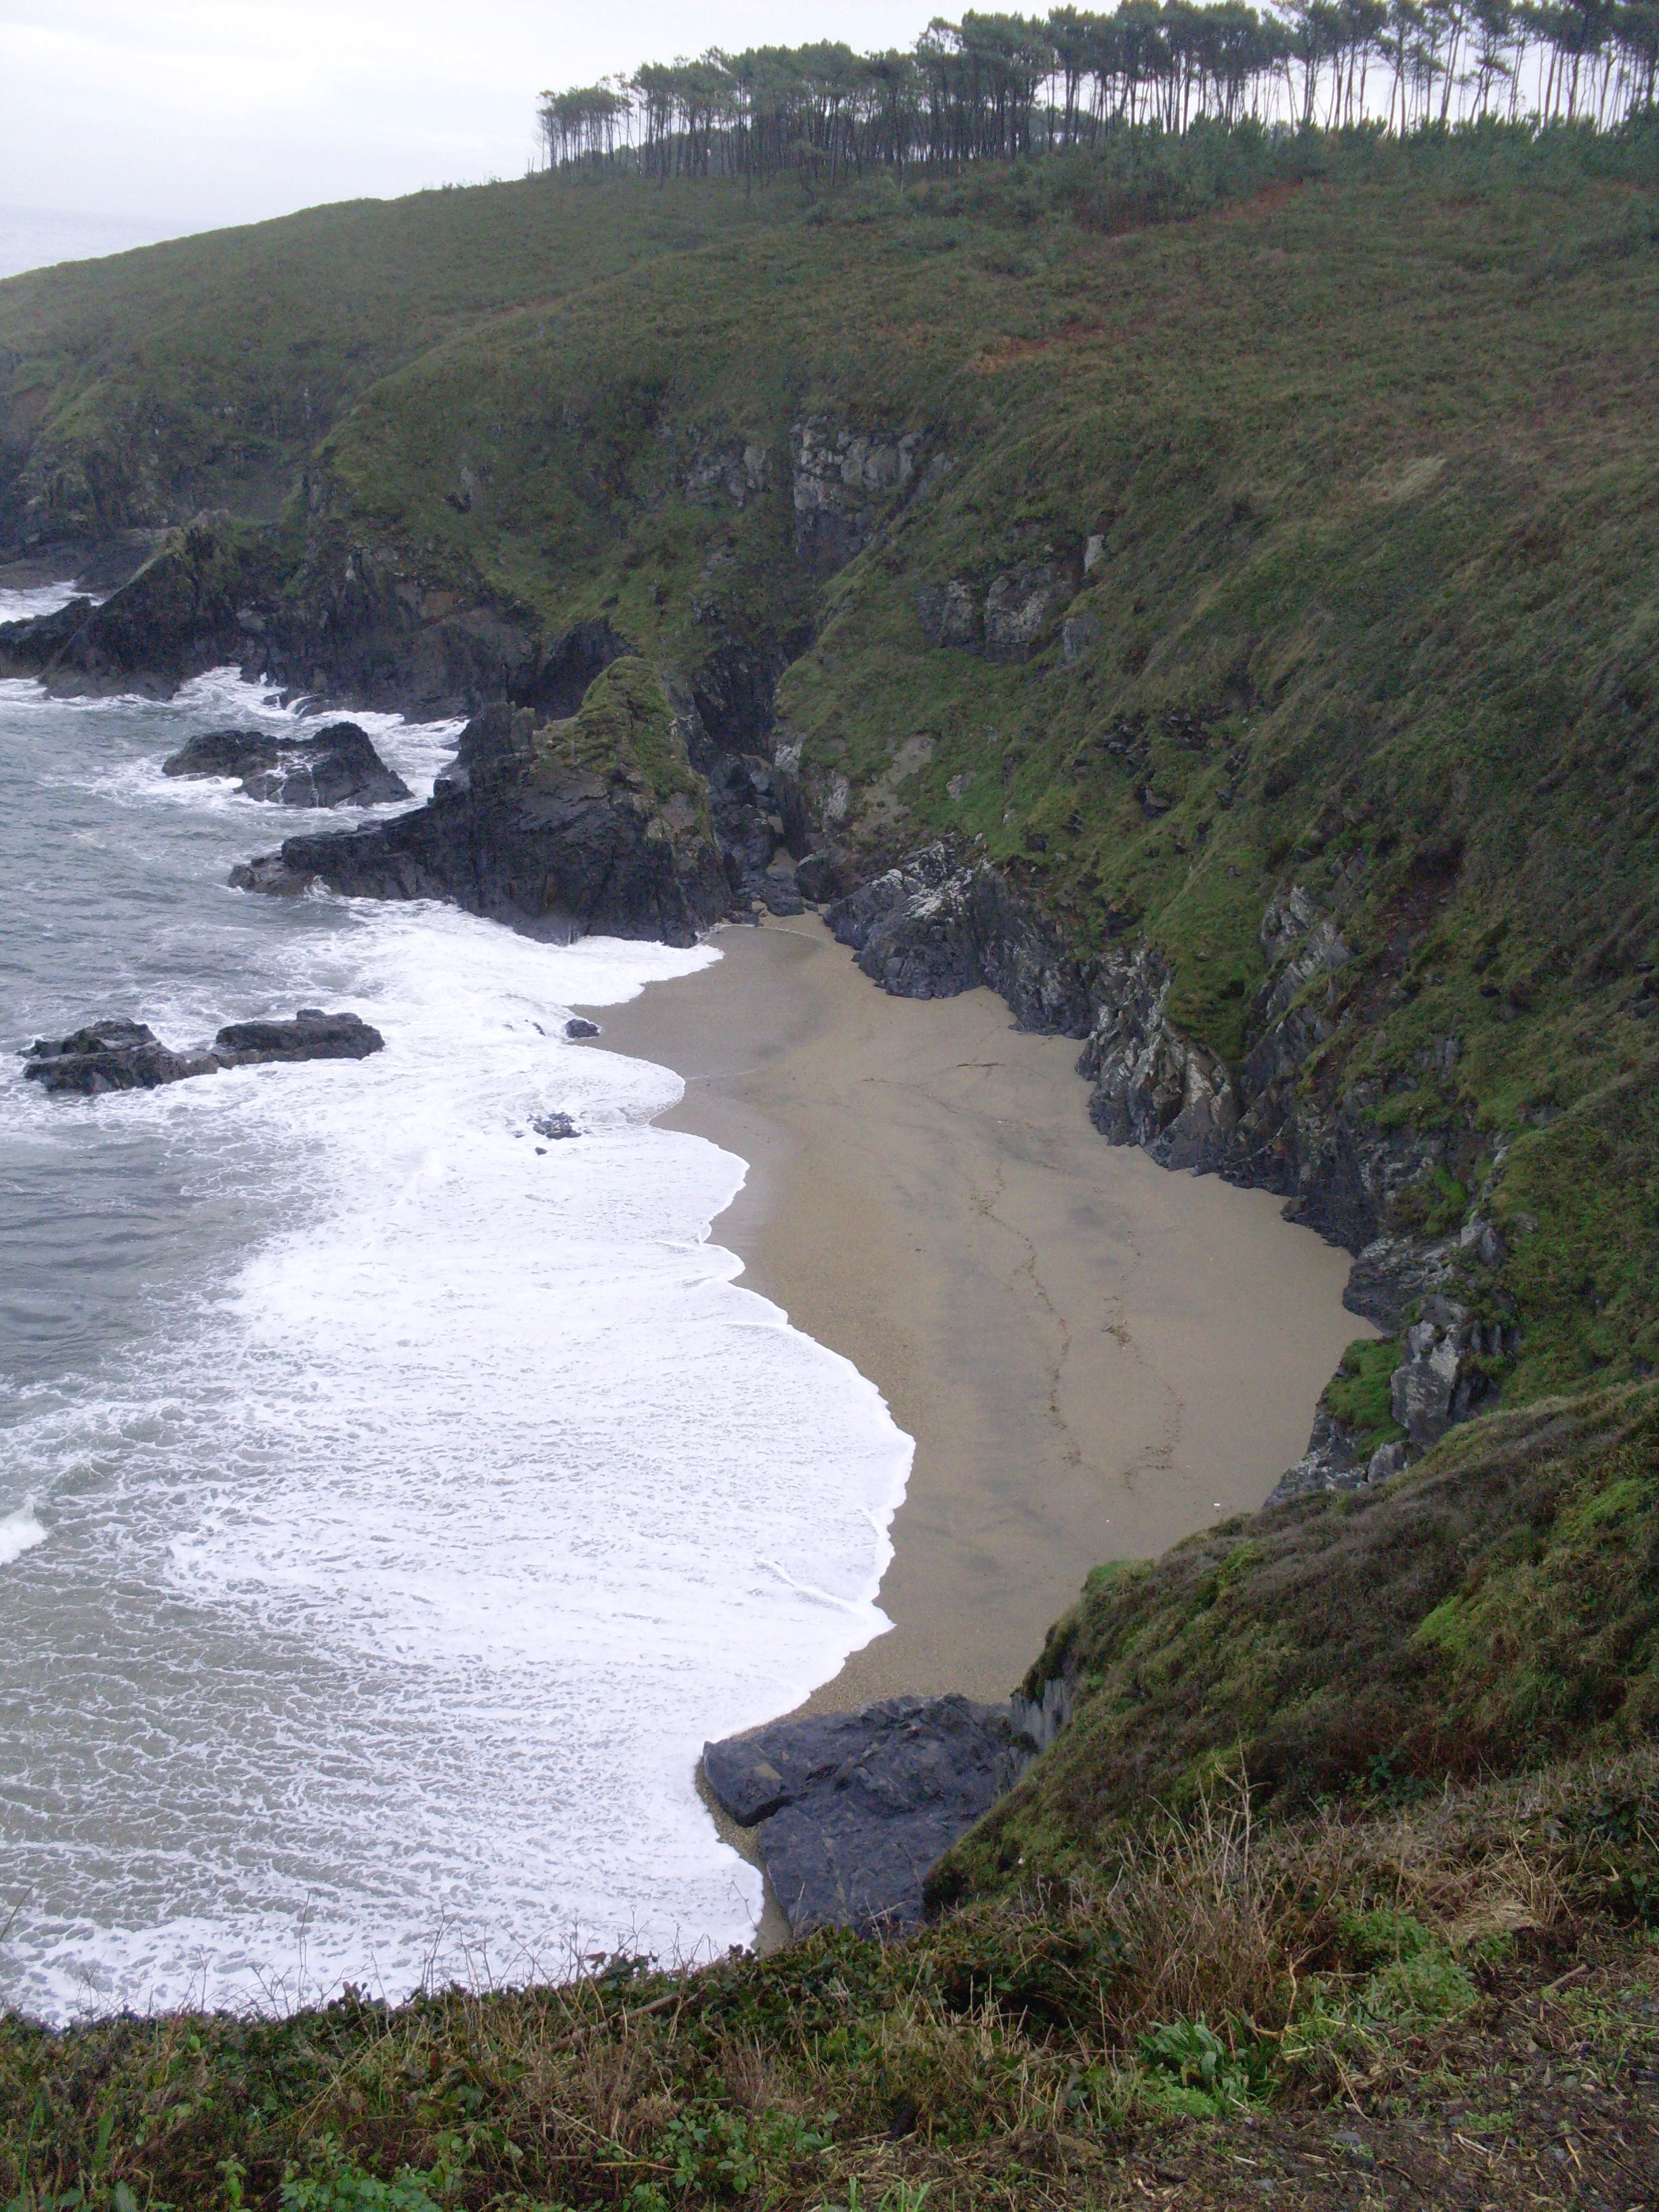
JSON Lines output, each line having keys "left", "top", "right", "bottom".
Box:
{"left": 23, "top": 1010, "right": 384, "bottom": 1095}
{"left": 162, "top": 723, "right": 410, "bottom": 806}
{"left": 703, "top": 1696, "right": 1033, "bottom": 1937}
{"left": 790, "top": 421, "right": 927, "bottom": 573}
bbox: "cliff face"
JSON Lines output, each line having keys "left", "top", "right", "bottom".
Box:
{"left": 5, "top": 146, "right": 1658, "bottom": 1438}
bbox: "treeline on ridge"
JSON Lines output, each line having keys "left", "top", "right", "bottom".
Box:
{"left": 537, "top": 2, "right": 1659, "bottom": 178}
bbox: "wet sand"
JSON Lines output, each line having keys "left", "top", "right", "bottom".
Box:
{"left": 583, "top": 917, "right": 1367, "bottom": 1711}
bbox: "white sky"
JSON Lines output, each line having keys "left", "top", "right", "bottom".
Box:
{"left": 0, "top": 1, "right": 941, "bottom": 243}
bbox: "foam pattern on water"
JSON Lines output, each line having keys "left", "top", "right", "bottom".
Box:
{"left": 0, "top": 672, "right": 911, "bottom": 2020}
{"left": 0, "top": 581, "right": 91, "bottom": 623}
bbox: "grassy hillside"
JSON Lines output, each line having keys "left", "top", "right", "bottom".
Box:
{"left": 5, "top": 123, "right": 1659, "bottom": 2205}
{"left": 933, "top": 1385, "right": 1659, "bottom": 1900}
{"left": 285, "top": 124, "right": 1659, "bottom": 1403}
{"left": 0, "top": 173, "right": 789, "bottom": 547}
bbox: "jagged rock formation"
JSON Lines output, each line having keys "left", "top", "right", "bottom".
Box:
{"left": 0, "top": 520, "right": 269, "bottom": 695}
{"left": 230, "top": 661, "right": 733, "bottom": 947}
{"left": 825, "top": 844, "right": 1094, "bottom": 1033}
{"left": 703, "top": 1696, "right": 1034, "bottom": 1937}
{"left": 162, "top": 723, "right": 410, "bottom": 806}
{"left": 23, "top": 1010, "right": 384, "bottom": 1094}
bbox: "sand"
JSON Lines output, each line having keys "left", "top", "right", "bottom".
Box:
{"left": 583, "top": 916, "right": 1367, "bottom": 1713}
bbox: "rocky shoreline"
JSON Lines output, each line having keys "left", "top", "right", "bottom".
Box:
{"left": 4, "top": 512, "right": 1510, "bottom": 1943}
{"left": 23, "top": 1010, "right": 384, "bottom": 1095}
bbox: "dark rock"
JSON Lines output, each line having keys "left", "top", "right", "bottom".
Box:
{"left": 794, "top": 849, "right": 853, "bottom": 903}
{"left": 22, "top": 1019, "right": 215, "bottom": 1094}
{"left": 531, "top": 1112, "right": 580, "bottom": 1140}
{"left": 163, "top": 722, "right": 410, "bottom": 806}
{"left": 916, "top": 579, "right": 981, "bottom": 651}
{"left": 826, "top": 845, "right": 1094, "bottom": 1035}
{"left": 564, "top": 1017, "right": 601, "bottom": 1040}
{"left": 212, "top": 1010, "right": 384, "bottom": 1065}
{"left": 0, "top": 518, "right": 273, "bottom": 697}
{"left": 228, "top": 853, "right": 310, "bottom": 897}
{"left": 703, "top": 1695, "right": 1028, "bottom": 1937}
{"left": 1343, "top": 1234, "right": 1456, "bottom": 1332}
{"left": 230, "top": 677, "right": 731, "bottom": 949}
{"left": 1265, "top": 1408, "right": 1370, "bottom": 1506}
{"left": 22, "top": 1008, "right": 382, "bottom": 1094}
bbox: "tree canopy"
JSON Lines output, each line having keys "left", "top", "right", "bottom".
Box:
{"left": 537, "top": 3, "right": 1659, "bottom": 178}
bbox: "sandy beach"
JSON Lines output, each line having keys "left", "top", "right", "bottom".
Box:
{"left": 585, "top": 916, "right": 1367, "bottom": 1711}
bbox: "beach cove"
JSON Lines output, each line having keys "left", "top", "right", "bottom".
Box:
{"left": 588, "top": 916, "right": 1368, "bottom": 1715}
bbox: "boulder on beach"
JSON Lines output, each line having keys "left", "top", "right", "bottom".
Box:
{"left": 163, "top": 722, "right": 410, "bottom": 807}
{"left": 564, "top": 1017, "right": 601, "bottom": 1040}
{"left": 702, "top": 1694, "right": 1031, "bottom": 1938}
{"left": 22, "top": 1009, "right": 386, "bottom": 1095}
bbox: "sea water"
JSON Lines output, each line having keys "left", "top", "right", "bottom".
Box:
{"left": 0, "top": 594, "right": 912, "bottom": 2020}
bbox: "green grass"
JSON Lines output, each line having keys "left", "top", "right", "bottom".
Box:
{"left": 0, "top": 173, "right": 794, "bottom": 545}
{"left": 5, "top": 127, "right": 1659, "bottom": 2201}
{"left": 3, "top": 1746, "right": 1655, "bottom": 2210}
{"left": 930, "top": 1384, "right": 1659, "bottom": 1904}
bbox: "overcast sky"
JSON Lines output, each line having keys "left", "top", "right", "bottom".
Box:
{"left": 0, "top": 0, "right": 941, "bottom": 275}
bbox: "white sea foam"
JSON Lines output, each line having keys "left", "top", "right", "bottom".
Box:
{"left": 0, "top": 1507, "right": 46, "bottom": 1565}
{"left": 0, "top": 581, "right": 89, "bottom": 622}
{"left": 0, "top": 686, "right": 914, "bottom": 2021}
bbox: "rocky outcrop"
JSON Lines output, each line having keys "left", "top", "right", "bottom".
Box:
{"left": 23, "top": 1010, "right": 384, "bottom": 1094}
{"left": 983, "top": 560, "right": 1077, "bottom": 660}
{"left": 162, "top": 723, "right": 411, "bottom": 806}
{"left": 1390, "top": 1294, "right": 1507, "bottom": 1446}
{"left": 230, "top": 663, "right": 732, "bottom": 948}
{"left": 1076, "top": 941, "right": 1240, "bottom": 1170}
{"left": 703, "top": 1696, "right": 1033, "bottom": 1937}
{"left": 704, "top": 746, "right": 807, "bottom": 916}
{"left": 22, "top": 1019, "right": 218, "bottom": 1094}
{"left": 0, "top": 518, "right": 272, "bottom": 695}
{"left": 916, "top": 558, "right": 1080, "bottom": 661}
{"left": 826, "top": 845, "right": 1094, "bottom": 1033}
{"left": 213, "top": 1010, "right": 384, "bottom": 1065}
{"left": 790, "top": 421, "right": 939, "bottom": 573}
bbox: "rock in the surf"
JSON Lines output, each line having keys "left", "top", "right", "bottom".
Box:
{"left": 564, "top": 1017, "right": 601, "bottom": 1039}
{"left": 23, "top": 1009, "right": 385, "bottom": 1094}
{"left": 163, "top": 722, "right": 411, "bottom": 806}
{"left": 531, "top": 1112, "right": 581, "bottom": 1140}
{"left": 228, "top": 663, "right": 732, "bottom": 947}
{"left": 703, "top": 1694, "right": 1031, "bottom": 1938}
{"left": 22, "top": 1018, "right": 217, "bottom": 1094}
{"left": 212, "top": 1008, "right": 385, "bottom": 1065}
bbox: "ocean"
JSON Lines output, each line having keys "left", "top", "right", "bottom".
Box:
{"left": 0, "top": 594, "right": 912, "bottom": 2020}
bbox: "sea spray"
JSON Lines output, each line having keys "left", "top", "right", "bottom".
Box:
{"left": 0, "top": 657, "right": 912, "bottom": 2020}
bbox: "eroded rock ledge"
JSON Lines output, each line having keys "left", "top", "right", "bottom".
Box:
{"left": 703, "top": 1696, "right": 1034, "bottom": 1938}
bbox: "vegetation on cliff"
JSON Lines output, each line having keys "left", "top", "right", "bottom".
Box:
{"left": 5, "top": 102, "right": 1659, "bottom": 2202}
{"left": 4, "top": 1741, "right": 1656, "bottom": 2208}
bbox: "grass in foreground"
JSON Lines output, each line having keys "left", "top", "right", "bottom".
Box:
{"left": 3, "top": 1749, "right": 1656, "bottom": 2209}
